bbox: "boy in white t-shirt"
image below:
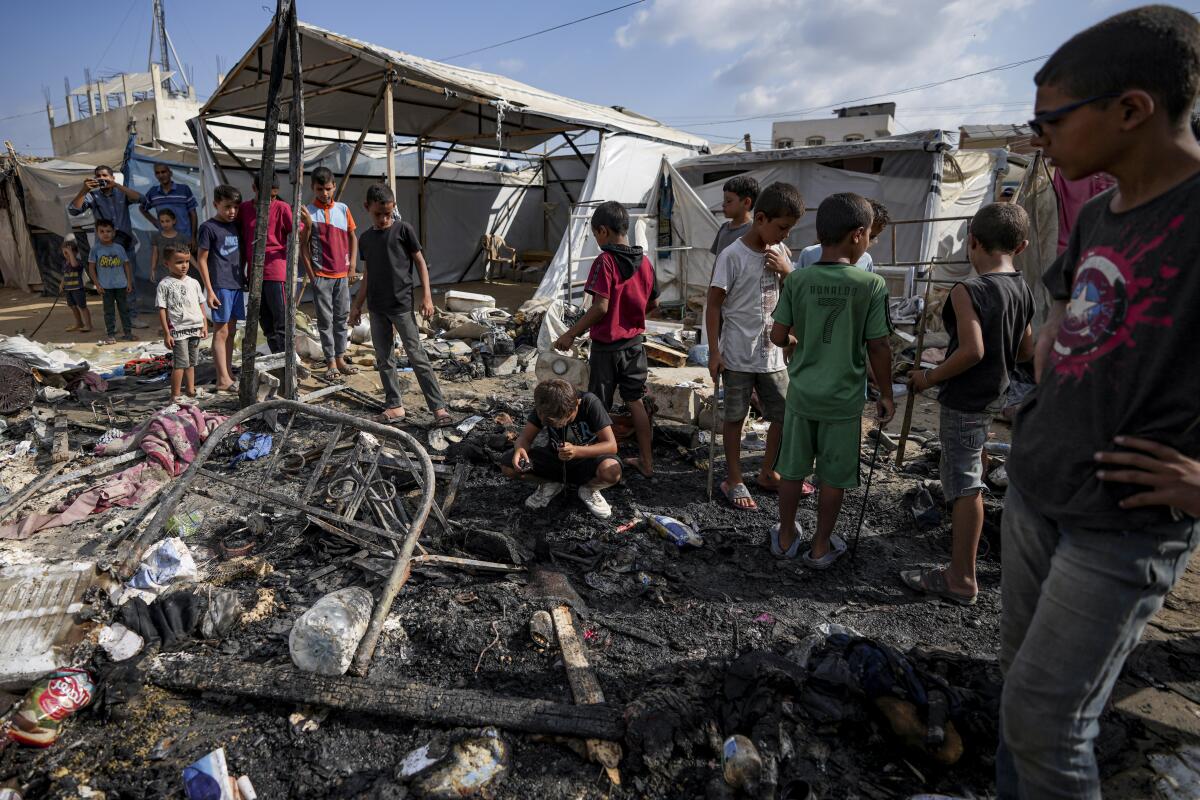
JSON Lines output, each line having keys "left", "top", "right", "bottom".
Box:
{"left": 156, "top": 241, "right": 208, "bottom": 404}
{"left": 705, "top": 182, "right": 804, "bottom": 511}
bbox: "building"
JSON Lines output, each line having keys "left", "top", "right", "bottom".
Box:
{"left": 771, "top": 103, "right": 896, "bottom": 149}
{"left": 958, "top": 123, "right": 1036, "bottom": 155}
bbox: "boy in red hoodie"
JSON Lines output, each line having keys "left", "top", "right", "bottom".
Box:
{"left": 555, "top": 201, "right": 659, "bottom": 478}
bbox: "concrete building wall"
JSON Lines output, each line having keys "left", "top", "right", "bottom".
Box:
{"left": 771, "top": 114, "right": 895, "bottom": 149}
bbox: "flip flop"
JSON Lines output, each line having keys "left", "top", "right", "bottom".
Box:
{"left": 379, "top": 408, "right": 406, "bottom": 425}
{"left": 769, "top": 521, "right": 803, "bottom": 559}
{"left": 721, "top": 480, "right": 758, "bottom": 511}
{"left": 899, "top": 566, "right": 977, "bottom": 606}
{"left": 802, "top": 534, "right": 847, "bottom": 570}
{"left": 433, "top": 413, "right": 456, "bottom": 428}
{"left": 427, "top": 427, "right": 449, "bottom": 452}
{"left": 338, "top": 365, "right": 360, "bottom": 376}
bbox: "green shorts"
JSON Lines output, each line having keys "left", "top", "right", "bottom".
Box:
{"left": 775, "top": 411, "right": 862, "bottom": 488}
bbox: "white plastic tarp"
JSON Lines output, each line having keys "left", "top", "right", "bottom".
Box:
{"left": 641, "top": 157, "right": 720, "bottom": 305}
{"left": 927, "top": 150, "right": 1001, "bottom": 284}
{"left": 533, "top": 135, "right": 699, "bottom": 302}
{"left": 0, "top": 178, "right": 41, "bottom": 290}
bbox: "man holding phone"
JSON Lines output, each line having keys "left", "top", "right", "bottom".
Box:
{"left": 70, "top": 165, "right": 148, "bottom": 327}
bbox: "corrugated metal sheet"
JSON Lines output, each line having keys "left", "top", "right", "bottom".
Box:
{"left": 0, "top": 562, "right": 101, "bottom": 689}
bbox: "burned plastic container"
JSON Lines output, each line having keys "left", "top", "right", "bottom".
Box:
{"left": 721, "top": 734, "right": 762, "bottom": 793}
{"left": 288, "top": 587, "right": 374, "bottom": 675}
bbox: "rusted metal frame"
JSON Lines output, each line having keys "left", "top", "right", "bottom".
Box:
{"left": 303, "top": 423, "right": 344, "bottom": 502}
{"left": 215, "top": 72, "right": 385, "bottom": 119}
{"left": 437, "top": 126, "right": 576, "bottom": 144}
{"left": 343, "top": 445, "right": 385, "bottom": 522}
{"left": 336, "top": 76, "right": 390, "bottom": 202}
{"left": 259, "top": 409, "right": 296, "bottom": 483}
{"left": 127, "top": 400, "right": 433, "bottom": 574}
{"left": 283, "top": 6, "right": 305, "bottom": 400}
{"left": 221, "top": 54, "right": 356, "bottom": 94}
{"left": 873, "top": 215, "right": 977, "bottom": 268}
{"left": 306, "top": 514, "right": 394, "bottom": 557}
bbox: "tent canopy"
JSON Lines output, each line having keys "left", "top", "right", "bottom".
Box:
{"left": 202, "top": 21, "right": 706, "bottom": 152}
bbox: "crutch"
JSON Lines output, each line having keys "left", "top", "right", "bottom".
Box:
{"left": 707, "top": 371, "right": 721, "bottom": 502}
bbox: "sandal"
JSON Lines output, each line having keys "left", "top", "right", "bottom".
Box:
{"left": 769, "top": 521, "right": 803, "bottom": 559}
{"left": 338, "top": 364, "right": 360, "bottom": 376}
{"left": 380, "top": 407, "right": 406, "bottom": 425}
{"left": 98, "top": 337, "right": 116, "bottom": 345}
{"left": 322, "top": 368, "right": 340, "bottom": 382}
{"left": 899, "top": 566, "right": 977, "bottom": 606}
{"left": 433, "top": 412, "right": 456, "bottom": 428}
{"left": 802, "top": 534, "right": 847, "bottom": 570}
{"left": 721, "top": 481, "right": 758, "bottom": 511}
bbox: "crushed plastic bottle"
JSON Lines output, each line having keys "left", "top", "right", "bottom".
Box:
{"left": 165, "top": 510, "right": 204, "bottom": 538}
{"left": 722, "top": 734, "right": 762, "bottom": 793}
{"left": 289, "top": 587, "right": 374, "bottom": 675}
{"left": 642, "top": 513, "right": 703, "bottom": 548}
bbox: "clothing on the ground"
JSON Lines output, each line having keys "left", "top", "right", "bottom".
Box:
{"left": 584, "top": 243, "right": 658, "bottom": 346}
{"left": 710, "top": 238, "right": 788, "bottom": 373}
{"left": 939, "top": 405, "right": 990, "bottom": 500}
{"left": 996, "top": 484, "right": 1199, "bottom": 799}
{"left": 722, "top": 368, "right": 787, "bottom": 424}
{"left": 588, "top": 342, "right": 648, "bottom": 409}
{"left": 528, "top": 391, "right": 613, "bottom": 449}
{"left": 369, "top": 308, "right": 447, "bottom": 412}
{"left": 61, "top": 258, "right": 84, "bottom": 291}
{"left": 150, "top": 231, "right": 188, "bottom": 276}
{"left": 210, "top": 288, "right": 245, "bottom": 324}
{"left": 773, "top": 262, "right": 891, "bottom": 420}
{"left": 66, "top": 289, "right": 87, "bottom": 309}
{"left": 141, "top": 182, "right": 198, "bottom": 240}
{"left": 101, "top": 290, "right": 132, "bottom": 336}
{"left": 90, "top": 242, "right": 129, "bottom": 290}
{"left": 259, "top": 280, "right": 287, "bottom": 353}
{"left": 775, "top": 410, "right": 861, "bottom": 488}
{"left": 69, "top": 187, "right": 136, "bottom": 237}
{"left": 1051, "top": 171, "right": 1115, "bottom": 254}
{"left": 710, "top": 220, "right": 751, "bottom": 255}
{"left": 306, "top": 199, "right": 356, "bottom": 278}
{"left": 503, "top": 445, "right": 615, "bottom": 487}
{"left": 312, "top": 275, "right": 349, "bottom": 360}
{"left": 171, "top": 335, "right": 201, "bottom": 369}
{"left": 155, "top": 275, "right": 206, "bottom": 332}
{"left": 796, "top": 244, "right": 874, "bottom": 272}
{"left": 359, "top": 220, "right": 422, "bottom": 314}
{"left": 938, "top": 273, "right": 1034, "bottom": 413}
{"left": 1009, "top": 171, "right": 1200, "bottom": 530}
{"left": 239, "top": 197, "right": 295, "bottom": 283}
{"left": 197, "top": 218, "right": 244, "bottom": 290}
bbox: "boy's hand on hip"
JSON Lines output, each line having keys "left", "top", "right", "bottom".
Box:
{"left": 1095, "top": 436, "right": 1200, "bottom": 517}
{"left": 876, "top": 396, "right": 895, "bottom": 425}
{"left": 553, "top": 333, "right": 574, "bottom": 352}
{"left": 557, "top": 442, "right": 577, "bottom": 461}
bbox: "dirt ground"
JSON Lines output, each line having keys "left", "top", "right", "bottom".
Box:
{"left": 0, "top": 308, "right": 1195, "bottom": 799}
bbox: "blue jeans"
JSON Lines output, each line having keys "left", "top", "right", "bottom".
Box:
{"left": 997, "top": 484, "right": 1199, "bottom": 799}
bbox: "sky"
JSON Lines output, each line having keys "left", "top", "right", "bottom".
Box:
{"left": 0, "top": 0, "right": 1184, "bottom": 155}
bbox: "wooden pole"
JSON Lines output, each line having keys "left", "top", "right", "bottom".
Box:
{"left": 283, "top": 0, "right": 304, "bottom": 399}
{"left": 895, "top": 273, "right": 935, "bottom": 467}
{"left": 335, "top": 77, "right": 389, "bottom": 202}
{"left": 239, "top": 0, "right": 293, "bottom": 407}
{"left": 417, "top": 138, "right": 427, "bottom": 246}
{"left": 384, "top": 76, "right": 396, "bottom": 198}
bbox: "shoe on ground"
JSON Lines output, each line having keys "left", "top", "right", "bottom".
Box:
{"left": 525, "top": 482, "right": 563, "bottom": 510}
{"left": 769, "top": 519, "right": 804, "bottom": 559}
{"left": 578, "top": 486, "right": 612, "bottom": 519}
{"left": 803, "top": 534, "right": 848, "bottom": 570}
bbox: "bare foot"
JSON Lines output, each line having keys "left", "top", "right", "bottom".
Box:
{"left": 624, "top": 456, "right": 653, "bottom": 478}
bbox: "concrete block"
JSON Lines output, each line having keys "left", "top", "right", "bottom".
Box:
{"left": 644, "top": 367, "right": 712, "bottom": 424}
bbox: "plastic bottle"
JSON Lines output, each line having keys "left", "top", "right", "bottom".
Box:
{"left": 289, "top": 587, "right": 374, "bottom": 675}
{"left": 165, "top": 510, "right": 204, "bottom": 538}
{"left": 721, "top": 735, "right": 762, "bottom": 793}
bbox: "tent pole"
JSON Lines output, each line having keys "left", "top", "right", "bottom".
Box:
{"left": 336, "top": 76, "right": 389, "bottom": 202}
{"left": 417, "top": 139, "right": 427, "bottom": 246}
{"left": 283, "top": 0, "right": 304, "bottom": 400}
{"left": 240, "top": 0, "right": 293, "bottom": 407}
{"left": 384, "top": 75, "right": 396, "bottom": 198}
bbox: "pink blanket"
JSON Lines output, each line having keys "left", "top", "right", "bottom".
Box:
{"left": 94, "top": 406, "right": 228, "bottom": 477}
{"left": 0, "top": 462, "right": 168, "bottom": 540}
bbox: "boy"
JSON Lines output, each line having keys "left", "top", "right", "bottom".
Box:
{"left": 706, "top": 182, "right": 804, "bottom": 511}
{"left": 769, "top": 193, "right": 893, "bottom": 565}
{"left": 995, "top": 8, "right": 1200, "bottom": 798}
{"left": 140, "top": 163, "right": 198, "bottom": 248}
{"left": 303, "top": 166, "right": 358, "bottom": 380}
{"left": 69, "top": 165, "right": 147, "bottom": 328}
{"left": 349, "top": 184, "right": 452, "bottom": 426}
{"left": 502, "top": 378, "right": 622, "bottom": 519}
{"left": 899, "top": 203, "right": 1035, "bottom": 605}
{"left": 710, "top": 176, "right": 759, "bottom": 256}
{"left": 156, "top": 241, "right": 208, "bottom": 404}
{"left": 150, "top": 209, "right": 191, "bottom": 283}
{"left": 197, "top": 184, "right": 244, "bottom": 393}
{"left": 795, "top": 198, "right": 890, "bottom": 270}
{"left": 61, "top": 238, "right": 92, "bottom": 333}
{"left": 553, "top": 201, "right": 658, "bottom": 477}
{"left": 87, "top": 220, "right": 135, "bottom": 344}
{"left": 240, "top": 174, "right": 297, "bottom": 354}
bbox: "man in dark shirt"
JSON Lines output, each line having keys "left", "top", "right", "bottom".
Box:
{"left": 502, "top": 378, "right": 622, "bottom": 520}
{"left": 901, "top": 203, "right": 1034, "bottom": 605}
{"left": 994, "top": 8, "right": 1200, "bottom": 798}
{"left": 349, "top": 183, "right": 450, "bottom": 426}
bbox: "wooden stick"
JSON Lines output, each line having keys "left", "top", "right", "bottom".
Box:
{"left": 441, "top": 461, "right": 467, "bottom": 517}
{"left": 895, "top": 276, "right": 936, "bottom": 467}
{"left": 552, "top": 605, "right": 622, "bottom": 785}
{"left": 0, "top": 462, "right": 69, "bottom": 523}
{"left": 148, "top": 653, "right": 624, "bottom": 740}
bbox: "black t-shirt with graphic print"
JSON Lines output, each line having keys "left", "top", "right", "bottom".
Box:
{"left": 1009, "top": 171, "right": 1200, "bottom": 529}
{"left": 527, "top": 392, "right": 612, "bottom": 448}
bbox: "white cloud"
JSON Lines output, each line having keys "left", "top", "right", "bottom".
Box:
{"left": 617, "top": 0, "right": 1035, "bottom": 131}
{"left": 496, "top": 57, "right": 525, "bottom": 74}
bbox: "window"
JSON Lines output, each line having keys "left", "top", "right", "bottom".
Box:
{"left": 805, "top": 136, "right": 826, "bottom": 146}
{"left": 775, "top": 138, "right": 794, "bottom": 149}
{"left": 843, "top": 133, "right": 865, "bottom": 142}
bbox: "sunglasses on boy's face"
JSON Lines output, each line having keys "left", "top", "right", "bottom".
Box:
{"left": 1027, "top": 92, "right": 1120, "bottom": 137}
